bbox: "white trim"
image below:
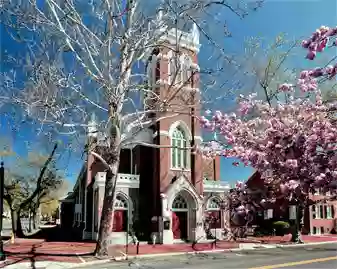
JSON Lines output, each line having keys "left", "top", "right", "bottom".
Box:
{"left": 93, "top": 172, "right": 106, "bottom": 189}
{"left": 152, "top": 130, "right": 202, "bottom": 143}
{"left": 158, "top": 28, "right": 201, "bottom": 53}
{"left": 203, "top": 180, "right": 231, "bottom": 193}
{"left": 93, "top": 173, "right": 140, "bottom": 190}
{"left": 168, "top": 121, "right": 192, "bottom": 139}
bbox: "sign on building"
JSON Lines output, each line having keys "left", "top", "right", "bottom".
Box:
{"left": 264, "top": 209, "right": 273, "bottom": 220}
{"left": 289, "top": 205, "right": 297, "bottom": 220}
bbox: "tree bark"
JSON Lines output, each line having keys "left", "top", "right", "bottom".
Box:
{"left": 32, "top": 212, "right": 37, "bottom": 230}
{"left": 291, "top": 204, "right": 304, "bottom": 243}
{"left": 11, "top": 209, "right": 24, "bottom": 238}
{"left": 94, "top": 164, "right": 119, "bottom": 256}
{"left": 95, "top": 121, "right": 121, "bottom": 256}
{"left": 28, "top": 210, "right": 32, "bottom": 233}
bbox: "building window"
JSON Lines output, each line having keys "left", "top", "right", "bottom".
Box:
{"left": 181, "top": 54, "right": 192, "bottom": 86}
{"left": 320, "top": 227, "right": 324, "bottom": 234}
{"left": 312, "top": 205, "right": 316, "bottom": 219}
{"left": 313, "top": 227, "right": 317, "bottom": 234}
{"left": 168, "top": 54, "right": 181, "bottom": 85}
{"left": 207, "top": 198, "right": 221, "bottom": 210}
{"left": 147, "top": 55, "right": 159, "bottom": 88}
{"left": 319, "top": 205, "right": 324, "bottom": 219}
{"left": 264, "top": 209, "right": 273, "bottom": 220}
{"left": 326, "top": 205, "right": 333, "bottom": 219}
{"left": 114, "top": 195, "right": 128, "bottom": 210}
{"left": 171, "top": 127, "right": 188, "bottom": 169}
{"left": 172, "top": 195, "right": 188, "bottom": 210}
{"left": 168, "top": 52, "right": 192, "bottom": 86}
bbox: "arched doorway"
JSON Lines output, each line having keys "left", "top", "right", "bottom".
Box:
{"left": 112, "top": 194, "right": 129, "bottom": 232}
{"left": 171, "top": 190, "right": 197, "bottom": 241}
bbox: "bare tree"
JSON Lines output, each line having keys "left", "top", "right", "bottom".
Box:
{"left": 0, "top": 0, "right": 262, "bottom": 255}
{"left": 3, "top": 144, "right": 59, "bottom": 237}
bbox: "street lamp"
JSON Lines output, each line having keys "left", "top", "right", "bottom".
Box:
{"left": 0, "top": 162, "right": 6, "bottom": 261}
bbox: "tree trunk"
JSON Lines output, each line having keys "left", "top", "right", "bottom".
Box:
{"left": 32, "top": 212, "right": 37, "bottom": 230}
{"left": 95, "top": 152, "right": 120, "bottom": 256}
{"left": 28, "top": 210, "right": 32, "bottom": 233}
{"left": 11, "top": 209, "right": 25, "bottom": 238}
{"left": 291, "top": 204, "right": 304, "bottom": 243}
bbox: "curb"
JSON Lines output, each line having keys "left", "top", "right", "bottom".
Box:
{"left": 276, "top": 240, "right": 337, "bottom": 248}
{"left": 64, "top": 240, "right": 337, "bottom": 268}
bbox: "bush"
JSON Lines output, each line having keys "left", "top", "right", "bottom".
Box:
{"left": 272, "top": 221, "right": 290, "bottom": 236}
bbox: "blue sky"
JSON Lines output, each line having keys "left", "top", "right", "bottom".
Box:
{"left": 0, "top": 0, "right": 336, "bottom": 186}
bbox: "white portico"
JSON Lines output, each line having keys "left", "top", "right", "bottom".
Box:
{"left": 161, "top": 175, "right": 206, "bottom": 244}
{"left": 91, "top": 172, "right": 139, "bottom": 244}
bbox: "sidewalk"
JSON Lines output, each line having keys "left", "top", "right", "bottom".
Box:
{"left": 0, "top": 239, "right": 95, "bottom": 268}
{"left": 1, "top": 235, "right": 336, "bottom": 268}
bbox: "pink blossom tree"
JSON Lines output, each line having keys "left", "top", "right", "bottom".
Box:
{"left": 200, "top": 26, "right": 337, "bottom": 243}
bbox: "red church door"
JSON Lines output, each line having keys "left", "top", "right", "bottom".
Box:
{"left": 172, "top": 212, "right": 180, "bottom": 239}
{"left": 172, "top": 211, "right": 188, "bottom": 240}
{"left": 112, "top": 210, "right": 124, "bottom": 232}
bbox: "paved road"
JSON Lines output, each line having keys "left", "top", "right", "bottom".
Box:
{"left": 77, "top": 243, "right": 337, "bottom": 269}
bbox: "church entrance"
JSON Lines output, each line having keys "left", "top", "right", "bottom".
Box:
{"left": 172, "top": 211, "right": 188, "bottom": 239}
{"left": 171, "top": 193, "right": 195, "bottom": 241}
{"left": 112, "top": 194, "right": 129, "bottom": 232}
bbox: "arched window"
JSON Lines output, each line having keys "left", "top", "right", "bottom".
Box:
{"left": 181, "top": 54, "right": 192, "bottom": 85}
{"left": 147, "top": 55, "right": 159, "bottom": 89}
{"left": 169, "top": 56, "right": 182, "bottom": 85}
{"left": 114, "top": 195, "right": 128, "bottom": 210}
{"left": 172, "top": 195, "right": 188, "bottom": 209}
{"left": 171, "top": 127, "right": 188, "bottom": 169}
{"left": 207, "top": 198, "right": 221, "bottom": 210}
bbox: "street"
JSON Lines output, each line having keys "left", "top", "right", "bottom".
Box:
{"left": 76, "top": 243, "right": 337, "bottom": 269}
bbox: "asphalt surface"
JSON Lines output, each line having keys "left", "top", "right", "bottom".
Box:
{"left": 76, "top": 243, "right": 337, "bottom": 269}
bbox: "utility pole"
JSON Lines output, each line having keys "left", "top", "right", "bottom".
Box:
{"left": 0, "top": 162, "right": 6, "bottom": 261}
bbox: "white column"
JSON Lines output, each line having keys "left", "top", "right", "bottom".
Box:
{"left": 161, "top": 193, "right": 173, "bottom": 244}
{"left": 82, "top": 186, "right": 88, "bottom": 239}
{"left": 92, "top": 188, "right": 96, "bottom": 240}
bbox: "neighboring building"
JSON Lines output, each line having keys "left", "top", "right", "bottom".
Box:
{"left": 246, "top": 171, "right": 337, "bottom": 235}
{"left": 309, "top": 189, "right": 336, "bottom": 235}
{"left": 60, "top": 10, "right": 231, "bottom": 245}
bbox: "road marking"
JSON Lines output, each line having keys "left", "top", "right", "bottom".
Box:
{"left": 76, "top": 253, "right": 86, "bottom": 264}
{"left": 248, "top": 256, "right": 337, "bottom": 269}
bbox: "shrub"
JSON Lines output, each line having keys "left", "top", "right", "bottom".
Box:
{"left": 273, "top": 221, "right": 290, "bottom": 236}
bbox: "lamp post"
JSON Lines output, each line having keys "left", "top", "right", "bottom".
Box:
{"left": 0, "top": 162, "right": 6, "bottom": 260}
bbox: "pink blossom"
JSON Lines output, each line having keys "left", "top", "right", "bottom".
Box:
{"left": 278, "top": 83, "right": 294, "bottom": 92}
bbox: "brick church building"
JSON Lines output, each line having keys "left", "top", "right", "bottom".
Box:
{"left": 59, "top": 11, "right": 231, "bottom": 245}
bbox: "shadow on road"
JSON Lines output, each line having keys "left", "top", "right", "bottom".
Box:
{"left": 3, "top": 242, "right": 94, "bottom": 269}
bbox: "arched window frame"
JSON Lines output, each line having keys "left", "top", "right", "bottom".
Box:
{"left": 146, "top": 54, "right": 158, "bottom": 89}
{"left": 168, "top": 50, "right": 182, "bottom": 86}
{"left": 172, "top": 195, "right": 188, "bottom": 210}
{"left": 171, "top": 127, "right": 188, "bottom": 169}
{"left": 114, "top": 195, "right": 128, "bottom": 210}
{"left": 181, "top": 54, "right": 192, "bottom": 86}
{"left": 169, "top": 121, "right": 191, "bottom": 170}
{"left": 207, "top": 197, "right": 221, "bottom": 211}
